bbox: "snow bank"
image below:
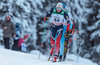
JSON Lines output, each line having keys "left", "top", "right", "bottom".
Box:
{"left": 0, "top": 47, "right": 98, "bottom": 65}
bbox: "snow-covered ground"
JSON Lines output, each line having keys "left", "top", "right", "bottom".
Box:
{"left": 0, "top": 45, "right": 98, "bottom": 65}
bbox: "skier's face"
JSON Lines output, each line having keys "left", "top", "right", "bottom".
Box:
{"left": 6, "top": 16, "right": 11, "bottom": 21}
{"left": 56, "top": 9, "right": 61, "bottom": 13}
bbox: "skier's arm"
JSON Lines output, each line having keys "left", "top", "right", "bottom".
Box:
{"left": 46, "top": 8, "right": 53, "bottom": 17}
{"left": 72, "top": 20, "right": 75, "bottom": 35}
{"left": 64, "top": 11, "right": 73, "bottom": 34}
{"left": 64, "top": 12, "right": 69, "bottom": 20}
{"left": 62, "top": 12, "right": 69, "bottom": 26}
{"left": 44, "top": 8, "right": 53, "bottom": 21}
{"left": 68, "top": 12, "right": 73, "bottom": 30}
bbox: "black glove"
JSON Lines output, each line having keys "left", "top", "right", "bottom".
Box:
{"left": 64, "top": 31, "right": 72, "bottom": 39}
{"left": 44, "top": 17, "right": 49, "bottom": 21}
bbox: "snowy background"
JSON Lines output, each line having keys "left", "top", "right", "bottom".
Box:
{"left": 0, "top": 0, "right": 100, "bottom": 65}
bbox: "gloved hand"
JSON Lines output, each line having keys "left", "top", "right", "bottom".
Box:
{"left": 44, "top": 17, "right": 48, "bottom": 21}
{"left": 4, "top": 26, "right": 7, "bottom": 30}
{"left": 69, "top": 29, "right": 72, "bottom": 33}
{"left": 13, "top": 34, "right": 16, "bottom": 37}
{"left": 64, "top": 31, "right": 72, "bottom": 39}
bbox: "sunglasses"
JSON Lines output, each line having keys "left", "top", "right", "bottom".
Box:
{"left": 56, "top": 7, "right": 62, "bottom": 10}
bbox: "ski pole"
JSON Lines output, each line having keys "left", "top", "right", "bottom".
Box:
{"left": 41, "top": 21, "right": 48, "bottom": 47}
{"left": 75, "top": 31, "right": 80, "bottom": 62}
{"left": 39, "top": 21, "right": 48, "bottom": 59}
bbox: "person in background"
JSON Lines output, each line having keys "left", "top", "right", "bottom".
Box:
{"left": 18, "top": 34, "right": 29, "bottom": 52}
{"left": 1, "top": 16, "right": 15, "bottom": 49}
{"left": 62, "top": 3, "right": 75, "bottom": 61}
{"left": 12, "top": 23, "right": 21, "bottom": 51}
{"left": 63, "top": 20, "right": 75, "bottom": 61}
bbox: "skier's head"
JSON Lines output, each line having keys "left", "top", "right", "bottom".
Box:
{"left": 56, "top": 2, "right": 63, "bottom": 13}
{"left": 6, "top": 16, "right": 11, "bottom": 21}
{"left": 62, "top": 3, "right": 66, "bottom": 9}
{"left": 62, "top": 3, "right": 67, "bottom": 11}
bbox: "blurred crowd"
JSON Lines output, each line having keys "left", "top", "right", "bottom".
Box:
{"left": 0, "top": 15, "right": 29, "bottom": 53}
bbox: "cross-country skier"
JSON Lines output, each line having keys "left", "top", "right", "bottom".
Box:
{"left": 63, "top": 20, "right": 75, "bottom": 61}
{"left": 44, "top": 2, "right": 68, "bottom": 62}
{"left": 59, "top": 3, "right": 75, "bottom": 61}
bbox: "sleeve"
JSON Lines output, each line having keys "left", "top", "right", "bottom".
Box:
{"left": 64, "top": 12, "right": 69, "bottom": 20}
{"left": 68, "top": 12, "right": 73, "bottom": 29}
{"left": 63, "top": 12, "right": 70, "bottom": 25}
{"left": 72, "top": 20, "right": 75, "bottom": 35}
{"left": 46, "top": 8, "right": 53, "bottom": 17}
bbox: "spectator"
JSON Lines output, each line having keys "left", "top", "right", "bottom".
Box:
{"left": 1, "top": 16, "right": 15, "bottom": 49}
{"left": 12, "top": 23, "right": 21, "bottom": 51}
{"left": 18, "top": 34, "right": 29, "bottom": 52}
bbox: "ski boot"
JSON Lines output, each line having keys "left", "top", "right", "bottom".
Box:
{"left": 58, "top": 55, "right": 62, "bottom": 62}
{"left": 48, "top": 47, "right": 55, "bottom": 61}
{"left": 53, "top": 56, "right": 57, "bottom": 62}
{"left": 63, "top": 55, "right": 66, "bottom": 61}
{"left": 48, "top": 54, "right": 52, "bottom": 61}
